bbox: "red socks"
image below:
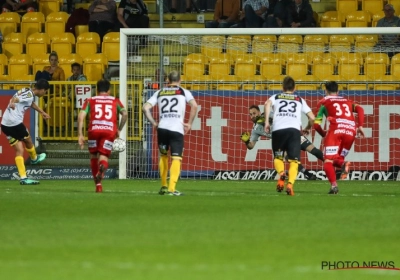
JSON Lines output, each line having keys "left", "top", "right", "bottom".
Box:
{"left": 90, "top": 158, "right": 98, "bottom": 180}
{"left": 99, "top": 160, "right": 109, "bottom": 172}
{"left": 324, "top": 162, "right": 337, "bottom": 186}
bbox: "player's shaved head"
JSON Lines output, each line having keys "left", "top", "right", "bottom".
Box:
{"left": 325, "top": 81, "right": 339, "bottom": 94}
{"left": 283, "top": 76, "right": 295, "bottom": 92}
{"left": 168, "top": 70, "right": 180, "bottom": 83}
{"left": 97, "top": 79, "right": 111, "bottom": 93}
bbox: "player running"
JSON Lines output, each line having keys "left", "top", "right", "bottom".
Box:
{"left": 143, "top": 70, "right": 198, "bottom": 196}
{"left": 78, "top": 79, "right": 128, "bottom": 193}
{"left": 312, "top": 81, "right": 365, "bottom": 194}
{"left": 264, "top": 76, "right": 315, "bottom": 196}
{"left": 241, "top": 105, "right": 323, "bottom": 180}
{"left": 1, "top": 79, "right": 50, "bottom": 185}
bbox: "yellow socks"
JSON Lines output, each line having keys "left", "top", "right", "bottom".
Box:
{"left": 288, "top": 160, "right": 299, "bottom": 185}
{"left": 15, "top": 156, "right": 27, "bottom": 179}
{"left": 168, "top": 158, "right": 181, "bottom": 192}
{"left": 273, "top": 158, "right": 285, "bottom": 175}
{"left": 25, "top": 146, "right": 37, "bottom": 161}
{"left": 159, "top": 155, "right": 168, "bottom": 187}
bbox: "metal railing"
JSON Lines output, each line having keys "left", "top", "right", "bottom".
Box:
{"left": 1, "top": 80, "right": 144, "bottom": 141}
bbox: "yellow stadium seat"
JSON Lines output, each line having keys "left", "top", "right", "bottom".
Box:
{"left": 388, "top": 0, "right": 400, "bottom": 13}
{"left": 0, "top": 12, "right": 20, "bottom": 37}
{"left": 39, "top": 0, "right": 62, "bottom": 17}
{"left": 83, "top": 53, "right": 108, "bottom": 81}
{"left": 208, "top": 53, "right": 233, "bottom": 80}
{"left": 337, "top": 53, "right": 364, "bottom": 79}
{"left": 46, "top": 11, "right": 69, "bottom": 38}
{"left": 21, "top": 12, "right": 45, "bottom": 37}
{"left": 75, "top": 25, "right": 89, "bottom": 38}
{"left": 285, "top": 53, "right": 312, "bottom": 79}
{"left": 47, "top": 97, "right": 71, "bottom": 128}
{"left": 362, "top": 0, "right": 384, "bottom": 15}
{"left": 76, "top": 32, "right": 100, "bottom": 58}
{"left": 51, "top": 33, "right": 75, "bottom": 55}
{"left": 277, "top": 35, "right": 302, "bottom": 53}
{"left": 312, "top": 54, "right": 337, "bottom": 80}
{"left": 252, "top": 35, "right": 276, "bottom": 56}
{"left": 33, "top": 53, "right": 51, "bottom": 74}
{"left": 303, "top": 35, "right": 328, "bottom": 53}
{"left": 102, "top": 32, "right": 120, "bottom": 61}
{"left": 320, "top": 11, "right": 342, "bottom": 27}
{"left": 234, "top": 54, "right": 259, "bottom": 80}
{"left": 59, "top": 53, "right": 83, "bottom": 77}
{"left": 371, "top": 11, "right": 384, "bottom": 27}
{"left": 0, "top": 54, "right": 8, "bottom": 79}
{"left": 27, "top": 33, "right": 50, "bottom": 57}
{"left": 201, "top": 35, "right": 225, "bottom": 58}
{"left": 346, "top": 10, "right": 372, "bottom": 27}
{"left": 226, "top": 35, "right": 251, "bottom": 60}
{"left": 364, "top": 53, "right": 389, "bottom": 79}
{"left": 259, "top": 53, "right": 285, "bottom": 80}
{"left": 183, "top": 53, "right": 208, "bottom": 80}
{"left": 391, "top": 53, "right": 400, "bottom": 78}
{"left": 373, "top": 75, "right": 398, "bottom": 90}
{"left": 337, "top": 0, "right": 358, "bottom": 24}
{"left": 329, "top": 35, "right": 355, "bottom": 58}
{"left": 3, "top": 32, "right": 25, "bottom": 58}
{"left": 8, "top": 54, "right": 33, "bottom": 80}
{"left": 354, "top": 34, "right": 378, "bottom": 57}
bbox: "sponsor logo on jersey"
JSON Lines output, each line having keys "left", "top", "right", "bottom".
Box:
{"left": 325, "top": 146, "right": 338, "bottom": 155}
{"left": 160, "top": 113, "right": 181, "bottom": 119}
{"left": 336, "top": 118, "right": 356, "bottom": 126}
{"left": 92, "top": 125, "right": 113, "bottom": 131}
{"left": 93, "top": 120, "right": 114, "bottom": 126}
{"left": 334, "top": 129, "right": 354, "bottom": 136}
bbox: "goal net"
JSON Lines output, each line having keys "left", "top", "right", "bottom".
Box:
{"left": 119, "top": 28, "right": 400, "bottom": 181}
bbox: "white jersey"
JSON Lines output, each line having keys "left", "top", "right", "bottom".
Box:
{"left": 268, "top": 93, "right": 311, "bottom": 132}
{"left": 146, "top": 85, "right": 195, "bottom": 135}
{"left": 1, "top": 88, "right": 34, "bottom": 127}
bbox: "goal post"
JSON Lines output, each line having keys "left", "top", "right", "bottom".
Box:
{"left": 119, "top": 27, "right": 400, "bottom": 181}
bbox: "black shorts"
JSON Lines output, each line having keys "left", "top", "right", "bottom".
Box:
{"left": 1, "top": 123, "right": 30, "bottom": 146}
{"left": 157, "top": 128, "right": 184, "bottom": 158}
{"left": 271, "top": 128, "right": 301, "bottom": 161}
{"left": 300, "top": 136, "right": 313, "bottom": 151}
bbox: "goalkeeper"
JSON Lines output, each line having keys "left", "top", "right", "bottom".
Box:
{"left": 241, "top": 105, "right": 323, "bottom": 180}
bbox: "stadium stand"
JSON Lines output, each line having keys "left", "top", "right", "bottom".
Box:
{"left": 0, "top": 12, "right": 20, "bottom": 38}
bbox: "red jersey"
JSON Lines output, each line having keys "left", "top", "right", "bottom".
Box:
{"left": 81, "top": 95, "right": 125, "bottom": 134}
{"left": 315, "top": 95, "right": 358, "bottom": 131}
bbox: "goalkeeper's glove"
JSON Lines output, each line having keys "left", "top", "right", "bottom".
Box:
{"left": 256, "top": 116, "right": 265, "bottom": 125}
{"left": 241, "top": 132, "right": 250, "bottom": 144}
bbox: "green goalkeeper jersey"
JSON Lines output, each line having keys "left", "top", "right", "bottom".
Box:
{"left": 250, "top": 113, "right": 272, "bottom": 142}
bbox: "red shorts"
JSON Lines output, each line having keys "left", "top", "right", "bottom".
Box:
{"left": 323, "top": 128, "right": 355, "bottom": 161}
{"left": 87, "top": 131, "right": 116, "bottom": 157}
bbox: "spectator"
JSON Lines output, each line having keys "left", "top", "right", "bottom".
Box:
{"left": 43, "top": 52, "right": 65, "bottom": 82}
{"left": 67, "top": 63, "right": 87, "bottom": 82}
{"left": 88, "top": 0, "right": 117, "bottom": 43}
{"left": 232, "top": 0, "right": 269, "bottom": 28}
{"left": 170, "top": 0, "right": 192, "bottom": 13}
{"left": 287, "top": 0, "right": 315, "bottom": 28}
{"left": 148, "top": 68, "right": 168, "bottom": 89}
{"left": 117, "top": 0, "right": 149, "bottom": 29}
{"left": 205, "top": 0, "right": 240, "bottom": 28}
{"left": 2, "top": 0, "right": 37, "bottom": 13}
{"left": 375, "top": 4, "right": 400, "bottom": 57}
{"left": 263, "top": 0, "right": 291, "bottom": 27}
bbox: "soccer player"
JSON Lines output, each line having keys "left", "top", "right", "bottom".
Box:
{"left": 264, "top": 76, "right": 315, "bottom": 196}
{"left": 313, "top": 81, "right": 365, "bottom": 194}
{"left": 1, "top": 79, "right": 50, "bottom": 185}
{"left": 241, "top": 105, "right": 323, "bottom": 180}
{"left": 78, "top": 79, "right": 128, "bottom": 193}
{"left": 143, "top": 70, "right": 198, "bottom": 196}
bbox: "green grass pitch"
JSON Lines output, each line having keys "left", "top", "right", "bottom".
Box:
{"left": 0, "top": 179, "right": 399, "bottom": 280}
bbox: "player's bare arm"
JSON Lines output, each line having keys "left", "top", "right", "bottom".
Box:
{"left": 117, "top": 109, "right": 128, "bottom": 137}
{"left": 77, "top": 110, "right": 87, "bottom": 149}
{"left": 183, "top": 99, "right": 198, "bottom": 134}
{"left": 31, "top": 102, "right": 51, "bottom": 119}
{"left": 303, "top": 111, "right": 315, "bottom": 135}
{"left": 143, "top": 102, "right": 158, "bottom": 128}
{"left": 264, "top": 100, "right": 272, "bottom": 133}
{"left": 354, "top": 104, "right": 365, "bottom": 139}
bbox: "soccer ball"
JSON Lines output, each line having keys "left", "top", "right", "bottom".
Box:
{"left": 113, "top": 138, "right": 126, "bottom": 152}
